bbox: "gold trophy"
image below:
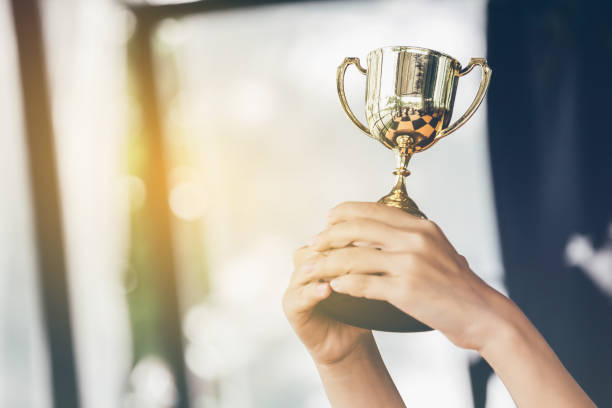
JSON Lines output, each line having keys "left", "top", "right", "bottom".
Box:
{"left": 317, "top": 46, "right": 492, "bottom": 332}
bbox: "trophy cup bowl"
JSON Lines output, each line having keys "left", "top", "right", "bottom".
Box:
{"left": 316, "top": 46, "right": 492, "bottom": 332}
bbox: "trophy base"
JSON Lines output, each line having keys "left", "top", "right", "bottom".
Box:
{"left": 377, "top": 177, "right": 427, "bottom": 218}
{"left": 315, "top": 292, "right": 431, "bottom": 332}
{"left": 377, "top": 194, "right": 427, "bottom": 219}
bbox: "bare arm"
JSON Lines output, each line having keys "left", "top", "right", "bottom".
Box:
{"left": 478, "top": 294, "right": 595, "bottom": 407}
{"left": 316, "top": 332, "right": 405, "bottom": 408}
{"left": 294, "top": 201, "right": 596, "bottom": 408}
{"left": 282, "top": 247, "right": 405, "bottom": 407}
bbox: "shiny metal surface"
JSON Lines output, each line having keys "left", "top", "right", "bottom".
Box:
{"left": 365, "top": 46, "right": 458, "bottom": 151}
{"left": 336, "top": 46, "right": 492, "bottom": 218}
{"left": 329, "top": 46, "right": 492, "bottom": 332}
{"left": 339, "top": 46, "right": 491, "bottom": 153}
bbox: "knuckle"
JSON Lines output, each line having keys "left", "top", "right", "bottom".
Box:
{"left": 420, "top": 219, "right": 439, "bottom": 233}
{"left": 293, "top": 246, "right": 309, "bottom": 266}
{"left": 456, "top": 254, "right": 470, "bottom": 270}
{"left": 313, "top": 230, "right": 327, "bottom": 246}
{"left": 401, "top": 271, "right": 419, "bottom": 293}
{"left": 332, "top": 201, "right": 354, "bottom": 217}
{"left": 400, "top": 252, "right": 418, "bottom": 268}
{"left": 422, "top": 218, "right": 436, "bottom": 229}
{"left": 406, "top": 230, "right": 428, "bottom": 250}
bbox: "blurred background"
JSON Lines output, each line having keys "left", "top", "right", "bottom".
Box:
{"left": 0, "top": 0, "right": 610, "bottom": 407}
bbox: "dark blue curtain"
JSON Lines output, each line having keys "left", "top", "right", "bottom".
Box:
{"left": 482, "top": 0, "right": 612, "bottom": 406}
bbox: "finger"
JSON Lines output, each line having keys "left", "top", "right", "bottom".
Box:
{"left": 329, "top": 202, "right": 451, "bottom": 249}
{"left": 309, "top": 247, "right": 393, "bottom": 281}
{"left": 311, "top": 218, "right": 401, "bottom": 251}
{"left": 293, "top": 245, "right": 319, "bottom": 268}
{"left": 329, "top": 274, "right": 393, "bottom": 302}
{"left": 283, "top": 282, "right": 331, "bottom": 317}
{"left": 290, "top": 252, "right": 325, "bottom": 287}
{"left": 290, "top": 245, "right": 324, "bottom": 287}
{"left": 328, "top": 202, "right": 426, "bottom": 229}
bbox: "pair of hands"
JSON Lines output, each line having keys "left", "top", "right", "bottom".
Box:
{"left": 283, "top": 202, "right": 507, "bottom": 367}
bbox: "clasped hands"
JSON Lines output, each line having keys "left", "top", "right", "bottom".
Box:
{"left": 284, "top": 202, "right": 508, "bottom": 366}
{"left": 283, "top": 202, "right": 597, "bottom": 408}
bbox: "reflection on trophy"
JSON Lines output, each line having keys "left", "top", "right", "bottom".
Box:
{"left": 317, "top": 46, "right": 492, "bottom": 332}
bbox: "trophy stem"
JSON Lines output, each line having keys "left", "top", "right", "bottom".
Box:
{"left": 377, "top": 144, "right": 427, "bottom": 219}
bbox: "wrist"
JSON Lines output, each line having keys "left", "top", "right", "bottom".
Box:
{"left": 477, "top": 292, "right": 528, "bottom": 359}
{"left": 468, "top": 287, "right": 525, "bottom": 353}
{"left": 314, "top": 331, "right": 406, "bottom": 407}
{"left": 315, "top": 332, "right": 379, "bottom": 373}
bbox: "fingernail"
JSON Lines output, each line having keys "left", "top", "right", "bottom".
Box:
{"left": 330, "top": 279, "right": 341, "bottom": 291}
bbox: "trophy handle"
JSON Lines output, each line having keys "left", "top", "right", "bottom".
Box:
{"left": 337, "top": 57, "right": 372, "bottom": 136}
{"left": 428, "top": 58, "right": 492, "bottom": 147}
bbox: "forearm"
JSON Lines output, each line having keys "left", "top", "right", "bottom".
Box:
{"left": 479, "top": 295, "right": 596, "bottom": 408}
{"left": 316, "top": 332, "right": 405, "bottom": 408}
